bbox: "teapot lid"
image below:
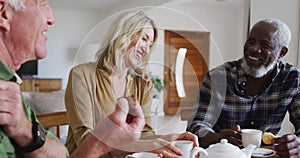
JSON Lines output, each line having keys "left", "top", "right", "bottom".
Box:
{"left": 208, "top": 139, "right": 239, "bottom": 152}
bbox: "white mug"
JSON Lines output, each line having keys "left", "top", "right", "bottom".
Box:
{"left": 172, "top": 140, "right": 207, "bottom": 158}
{"left": 241, "top": 129, "right": 262, "bottom": 148}
{"left": 125, "top": 152, "right": 160, "bottom": 158}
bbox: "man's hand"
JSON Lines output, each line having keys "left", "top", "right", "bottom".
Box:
{"left": 0, "top": 80, "right": 33, "bottom": 147}
{"left": 91, "top": 97, "right": 145, "bottom": 149}
{"left": 199, "top": 125, "right": 241, "bottom": 148}
{"left": 274, "top": 134, "right": 300, "bottom": 158}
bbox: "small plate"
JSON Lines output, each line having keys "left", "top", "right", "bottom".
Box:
{"left": 252, "top": 148, "right": 276, "bottom": 157}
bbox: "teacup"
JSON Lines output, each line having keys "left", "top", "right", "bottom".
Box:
{"left": 241, "top": 129, "right": 262, "bottom": 148}
{"left": 125, "top": 152, "right": 160, "bottom": 158}
{"left": 172, "top": 140, "right": 207, "bottom": 158}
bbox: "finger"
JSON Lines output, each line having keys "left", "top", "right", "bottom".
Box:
{"left": 274, "top": 134, "right": 297, "bottom": 144}
{"left": 232, "top": 124, "right": 241, "bottom": 133}
{"left": 166, "top": 143, "right": 182, "bottom": 156}
{"left": 196, "top": 152, "right": 201, "bottom": 158}
{"left": 227, "top": 137, "right": 242, "bottom": 147}
{"left": 126, "top": 95, "right": 136, "bottom": 107}
{"left": 0, "top": 111, "right": 13, "bottom": 126}
{"left": 177, "top": 132, "right": 199, "bottom": 147}
{"left": 275, "top": 138, "right": 300, "bottom": 152}
{"left": 220, "top": 129, "right": 240, "bottom": 139}
{"left": 128, "top": 114, "right": 145, "bottom": 132}
{"left": 0, "top": 80, "right": 19, "bottom": 91}
{"left": 276, "top": 147, "right": 299, "bottom": 158}
{"left": 113, "top": 97, "right": 129, "bottom": 122}
{"left": 128, "top": 102, "right": 144, "bottom": 118}
{"left": 0, "top": 89, "right": 21, "bottom": 102}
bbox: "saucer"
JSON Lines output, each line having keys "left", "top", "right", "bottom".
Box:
{"left": 252, "top": 148, "right": 276, "bottom": 157}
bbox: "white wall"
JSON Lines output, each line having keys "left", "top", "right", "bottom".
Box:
{"left": 250, "top": 0, "right": 300, "bottom": 65}
{"left": 40, "top": 9, "right": 106, "bottom": 87}
{"left": 41, "top": 0, "right": 248, "bottom": 114}
{"left": 63, "top": 1, "right": 248, "bottom": 114}
{"left": 43, "top": 0, "right": 249, "bottom": 88}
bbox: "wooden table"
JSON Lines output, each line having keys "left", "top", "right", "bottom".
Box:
{"left": 251, "top": 146, "right": 278, "bottom": 158}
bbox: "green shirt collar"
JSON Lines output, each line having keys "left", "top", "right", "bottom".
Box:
{"left": 0, "top": 60, "right": 22, "bottom": 84}
{"left": 0, "top": 60, "right": 15, "bottom": 81}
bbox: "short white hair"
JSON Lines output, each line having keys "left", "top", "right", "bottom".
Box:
{"left": 259, "top": 18, "right": 291, "bottom": 49}
{"left": 6, "top": 0, "right": 25, "bottom": 11}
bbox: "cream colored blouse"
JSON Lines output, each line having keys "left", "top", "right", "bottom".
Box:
{"left": 65, "top": 62, "right": 154, "bottom": 154}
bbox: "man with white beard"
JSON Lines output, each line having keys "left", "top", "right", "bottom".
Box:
{"left": 187, "top": 18, "right": 300, "bottom": 158}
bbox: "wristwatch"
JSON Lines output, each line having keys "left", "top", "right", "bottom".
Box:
{"left": 17, "top": 121, "right": 46, "bottom": 153}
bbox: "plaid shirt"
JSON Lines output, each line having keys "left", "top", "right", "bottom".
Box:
{"left": 187, "top": 58, "right": 300, "bottom": 137}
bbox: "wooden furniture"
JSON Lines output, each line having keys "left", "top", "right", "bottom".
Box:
{"left": 164, "top": 30, "right": 209, "bottom": 115}
{"left": 20, "top": 78, "right": 62, "bottom": 92}
{"left": 37, "top": 111, "right": 69, "bottom": 139}
{"left": 21, "top": 78, "right": 67, "bottom": 139}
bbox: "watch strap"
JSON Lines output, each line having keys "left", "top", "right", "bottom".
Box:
{"left": 11, "top": 121, "right": 46, "bottom": 153}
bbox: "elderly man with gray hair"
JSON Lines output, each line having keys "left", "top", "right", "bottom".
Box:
{"left": 187, "top": 18, "right": 300, "bottom": 157}
{"left": 0, "top": 0, "right": 145, "bottom": 157}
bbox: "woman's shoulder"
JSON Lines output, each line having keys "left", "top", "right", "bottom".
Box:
{"left": 71, "top": 62, "right": 97, "bottom": 72}
{"left": 72, "top": 62, "right": 97, "bottom": 69}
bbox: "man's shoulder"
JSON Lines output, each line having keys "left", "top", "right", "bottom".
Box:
{"left": 276, "top": 61, "right": 300, "bottom": 86}
{"left": 279, "top": 61, "right": 300, "bottom": 76}
{"left": 210, "top": 59, "right": 240, "bottom": 73}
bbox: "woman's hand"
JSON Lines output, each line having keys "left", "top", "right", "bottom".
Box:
{"left": 160, "top": 132, "right": 199, "bottom": 147}
{"left": 175, "top": 132, "right": 199, "bottom": 147}
{"left": 120, "top": 138, "right": 182, "bottom": 158}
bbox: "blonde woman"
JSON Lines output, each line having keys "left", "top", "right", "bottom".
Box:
{"left": 65, "top": 11, "right": 199, "bottom": 158}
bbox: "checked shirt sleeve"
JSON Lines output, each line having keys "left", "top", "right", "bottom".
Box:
{"left": 289, "top": 86, "right": 300, "bottom": 136}
{"left": 187, "top": 65, "right": 227, "bottom": 138}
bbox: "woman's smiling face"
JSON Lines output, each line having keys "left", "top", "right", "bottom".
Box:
{"left": 124, "top": 23, "right": 155, "bottom": 68}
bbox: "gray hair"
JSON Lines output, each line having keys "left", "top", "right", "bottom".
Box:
{"left": 6, "top": 0, "right": 25, "bottom": 11}
{"left": 257, "top": 18, "right": 291, "bottom": 49}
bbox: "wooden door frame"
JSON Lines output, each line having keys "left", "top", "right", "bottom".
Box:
{"left": 164, "top": 30, "right": 210, "bottom": 115}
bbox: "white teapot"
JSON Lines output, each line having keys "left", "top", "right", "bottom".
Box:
{"left": 200, "top": 139, "right": 256, "bottom": 158}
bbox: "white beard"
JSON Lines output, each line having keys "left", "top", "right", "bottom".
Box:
{"left": 241, "top": 57, "right": 277, "bottom": 78}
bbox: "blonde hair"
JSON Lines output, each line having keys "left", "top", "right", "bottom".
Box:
{"left": 96, "top": 10, "right": 157, "bottom": 81}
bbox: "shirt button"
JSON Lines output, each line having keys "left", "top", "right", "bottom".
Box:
{"left": 251, "top": 121, "right": 254, "bottom": 125}
{"left": 242, "top": 82, "right": 246, "bottom": 86}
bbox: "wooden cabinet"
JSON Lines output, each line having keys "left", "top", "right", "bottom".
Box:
{"left": 20, "top": 78, "right": 62, "bottom": 92}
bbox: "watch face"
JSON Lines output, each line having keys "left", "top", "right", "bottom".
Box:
{"left": 37, "top": 124, "right": 46, "bottom": 142}
{"left": 19, "top": 121, "right": 46, "bottom": 153}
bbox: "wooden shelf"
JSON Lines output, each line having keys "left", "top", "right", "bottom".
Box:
{"left": 20, "top": 78, "right": 62, "bottom": 92}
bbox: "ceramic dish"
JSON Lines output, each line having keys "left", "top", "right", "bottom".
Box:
{"left": 252, "top": 148, "right": 276, "bottom": 157}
